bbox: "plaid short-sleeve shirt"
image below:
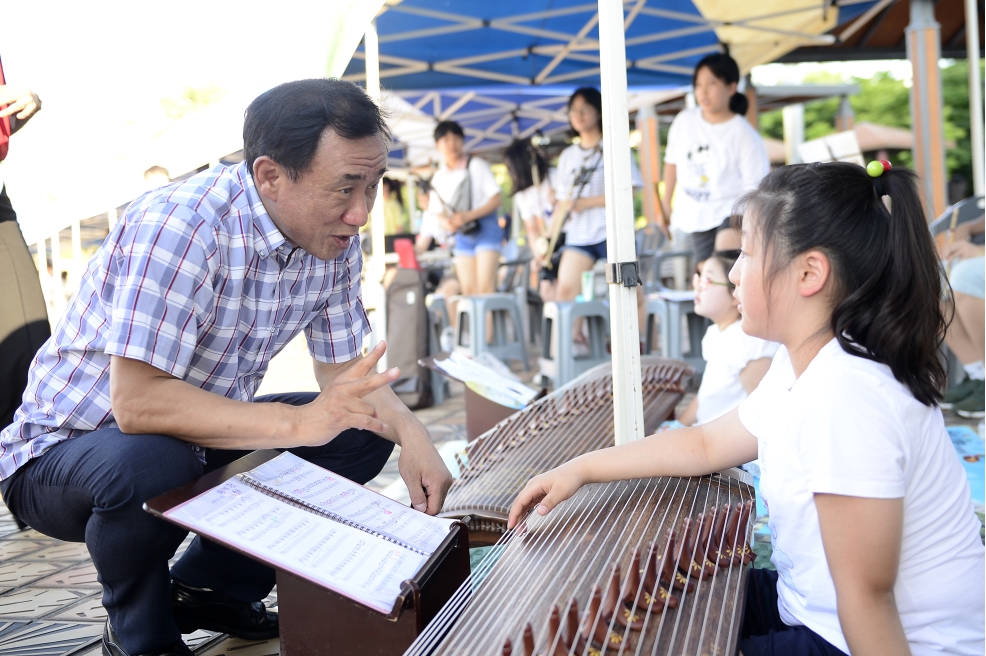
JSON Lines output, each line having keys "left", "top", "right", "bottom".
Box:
{"left": 0, "top": 162, "right": 370, "bottom": 480}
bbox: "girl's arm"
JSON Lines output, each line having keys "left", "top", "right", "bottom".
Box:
{"left": 507, "top": 407, "right": 757, "bottom": 527}
{"left": 738, "top": 357, "right": 772, "bottom": 394}
{"left": 815, "top": 494, "right": 910, "bottom": 656}
{"left": 661, "top": 163, "right": 676, "bottom": 221}
{"left": 677, "top": 396, "right": 698, "bottom": 426}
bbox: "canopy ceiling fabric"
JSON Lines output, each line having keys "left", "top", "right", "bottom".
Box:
{"left": 345, "top": 0, "right": 880, "bottom": 91}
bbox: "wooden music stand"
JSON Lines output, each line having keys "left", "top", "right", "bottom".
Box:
{"left": 145, "top": 450, "right": 471, "bottom": 656}
{"left": 420, "top": 353, "right": 547, "bottom": 441}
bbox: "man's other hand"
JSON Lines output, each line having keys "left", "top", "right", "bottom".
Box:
{"left": 297, "top": 341, "right": 399, "bottom": 446}
{"left": 398, "top": 432, "right": 453, "bottom": 515}
{"left": 0, "top": 86, "right": 41, "bottom": 120}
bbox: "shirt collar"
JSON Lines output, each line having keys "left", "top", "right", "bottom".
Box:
{"left": 237, "top": 162, "right": 287, "bottom": 259}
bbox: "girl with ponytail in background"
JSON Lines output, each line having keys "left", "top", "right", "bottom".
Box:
{"left": 663, "top": 53, "right": 769, "bottom": 265}
{"left": 511, "top": 162, "right": 985, "bottom": 655}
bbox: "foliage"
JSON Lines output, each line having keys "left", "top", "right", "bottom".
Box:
{"left": 160, "top": 84, "right": 227, "bottom": 120}
{"left": 758, "top": 61, "right": 982, "bottom": 185}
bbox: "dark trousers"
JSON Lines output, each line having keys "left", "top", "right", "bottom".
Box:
{"left": 740, "top": 568, "right": 848, "bottom": 655}
{"left": 0, "top": 392, "right": 394, "bottom": 654}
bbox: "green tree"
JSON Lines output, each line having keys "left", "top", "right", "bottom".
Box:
{"left": 758, "top": 61, "right": 980, "bottom": 186}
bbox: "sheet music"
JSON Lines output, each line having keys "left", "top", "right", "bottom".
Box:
{"left": 240, "top": 452, "right": 454, "bottom": 554}
{"left": 166, "top": 478, "right": 424, "bottom": 614}
{"left": 431, "top": 352, "right": 538, "bottom": 407}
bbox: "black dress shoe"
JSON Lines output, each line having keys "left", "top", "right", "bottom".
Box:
{"left": 102, "top": 620, "right": 192, "bottom": 656}
{"left": 171, "top": 579, "right": 279, "bottom": 640}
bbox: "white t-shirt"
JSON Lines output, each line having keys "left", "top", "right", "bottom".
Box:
{"left": 554, "top": 139, "right": 642, "bottom": 246}
{"left": 512, "top": 172, "right": 557, "bottom": 229}
{"left": 738, "top": 339, "right": 985, "bottom": 655}
{"left": 695, "top": 320, "right": 778, "bottom": 425}
{"left": 664, "top": 108, "right": 769, "bottom": 234}
{"left": 424, "top": 157, "right": 501, "bottom": 222}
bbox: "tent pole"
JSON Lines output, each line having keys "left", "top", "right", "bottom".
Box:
{"left": 365, "top": 18, "right": 388, "bottom": 370}
{"left": 597, "top": 0, "right": 644, "bottom": 445}
{"left": 906, "top": 0, "right": 948, "bottom": 219}
{"left": 965, "top": 0, "right": 984, "bottom": 196}
{"left": 782, "top": 103, "right": 804, "bottom": 164}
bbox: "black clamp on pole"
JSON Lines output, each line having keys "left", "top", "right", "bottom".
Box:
{"left": 605, "top": 261, "right": 641, "bottom": 288}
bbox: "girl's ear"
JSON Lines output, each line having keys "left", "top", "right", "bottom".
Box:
{"left": 798, "top": 249, "right": 831, "bottom": 298}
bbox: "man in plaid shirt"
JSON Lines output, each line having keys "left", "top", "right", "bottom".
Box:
{"left": 0, "top": 79, "right": 452, "bottom": 656}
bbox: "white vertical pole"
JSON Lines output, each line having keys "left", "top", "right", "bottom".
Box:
{"left": 598, "top": 0, "right": 644, "bottom": 445}
{"left": 107, "top": 207, "right": 117, "bottom": 231}
{"left": 365, "top": 18, "right": 388, "bottom": 371}
{"left": 782, "top": 104, "right": 805, "bottom": 164}
{"left": 966, "top": 0, "right": 984, "bottom": 196}
{"left": 71, "top": 219, "right": 83, "bottom": 286}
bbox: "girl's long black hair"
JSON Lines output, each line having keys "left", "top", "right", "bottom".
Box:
{"left": 504, "top": 140, "right": 548, "bottom": 193}
{"left": 738, "top": 162, "right": 949, "bottom": 406}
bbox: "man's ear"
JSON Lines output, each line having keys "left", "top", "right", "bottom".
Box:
{"left": 253, "top": 156, "right": 281, "bottom": 202}
{"left": 798, "top": 249, "right": 831, "bottom": 298}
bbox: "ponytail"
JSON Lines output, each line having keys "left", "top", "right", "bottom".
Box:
{"left": 739, "top": 163, "right": 948, "bottom": 406}
{"left": 729, "top": 92, "right": 749, "bottom": 116}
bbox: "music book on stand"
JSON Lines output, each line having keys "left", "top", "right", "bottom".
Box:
{"left": 145, "top": 449, "right": 470, "bottom": 655}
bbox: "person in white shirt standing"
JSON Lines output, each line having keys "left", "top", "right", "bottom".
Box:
{"left": 504, "top": 139, "right": 556, "bottom": 301}
{"left": 423, "top": 121, "right": 502, "bottom": 298}
{"left": 511, "top": 161, "right": 985, "bottom": 655}
{"left": 663, "top": 53, "right": 769, "bottom": 266}
{"left": 552, "top": 88, "right": 643, "bottom": 348}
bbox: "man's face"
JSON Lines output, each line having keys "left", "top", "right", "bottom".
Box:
{"left": 258, "top": 129, "right": 388, "bottom": 261}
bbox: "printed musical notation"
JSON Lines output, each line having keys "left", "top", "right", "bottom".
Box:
{"left": 240, "top": 452, "right": 454, "bottom": 554}
{"left": 167, "top": 478, "right": 424, "bottom": 613}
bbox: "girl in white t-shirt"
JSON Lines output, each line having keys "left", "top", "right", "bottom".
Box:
{"left": 510, "top": 162, "right": 985, "bottom": 655}
{"left": 663, "top": 53, "right": 769, "bottom": 265}
{"left": 678, "top": 249, "right": 777, "bottom": 427}
{"left": 552, "top": 87, "right": 644, "bottom": 346}
{"left": 504, "top": 139, "right": 557, "bottom": 300}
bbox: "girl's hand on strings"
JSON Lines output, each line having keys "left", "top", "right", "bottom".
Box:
{"left": 507, "top": 460, "right": 586, "bottom": 529}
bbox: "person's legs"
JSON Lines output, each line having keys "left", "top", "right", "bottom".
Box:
{"left": 948, "top": 291, "right": 986, "bottom": 365}
{"left": 739, "top": 568, "right": 846, "bottom": 656}
{"left": 475, "top": 249, "right": 500, "bottom": 294}
{"left": 556, "top": 247, "right": 597, "bottom": 347}
{"left": 170, "top": 392, "right": 395, "bottom": 602}
{"left": 1, "top": 429, "right": 201, "bottom": 654}
{"left": 455, "top": 255, "right": 477, "bottom": 295}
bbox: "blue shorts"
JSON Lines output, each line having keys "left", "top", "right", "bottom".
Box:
{"left": 453, "top": 214, "right": 502, "bottom": 257}
{"left": 563, "top": 239, "right": 607, "bottom": 262}
{"left": 950, "top": 256, "right": 985, "bottom": 299}
{"left": 740, "top": 568, "right": 847, "bottom": 655}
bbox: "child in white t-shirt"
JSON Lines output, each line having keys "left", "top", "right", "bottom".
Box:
{"left": 510, "top": 162, "right": 985, "bottom": 655}
{"left": 662, "top": 53, "right": 769, "bottom": 265}
{"left": 678, "top": 250, "right": 777, "bottom": 427}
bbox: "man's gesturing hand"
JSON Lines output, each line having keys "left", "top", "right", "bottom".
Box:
{"left": 297, "top": 342, "right": 399, "bottom": 447}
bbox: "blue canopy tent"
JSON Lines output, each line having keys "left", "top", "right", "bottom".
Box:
{"left": 349, "top": 0, "right": 881, "bottom": 442}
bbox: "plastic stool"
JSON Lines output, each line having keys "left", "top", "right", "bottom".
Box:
{"left": 425, "top": 294, "right": 452, "bottom": 404}
{"left": 538, "top": 300, "right": 610, "bottom": 389}
{"left": 643, "top": 292, "right": 706, "bottom": 372}
{"left": 453, "top": 294, "right": 530, "bottom": 370}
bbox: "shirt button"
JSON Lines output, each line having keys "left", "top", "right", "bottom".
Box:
{"left": 260, "top": 250, "right": 267, "bottom": 257}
